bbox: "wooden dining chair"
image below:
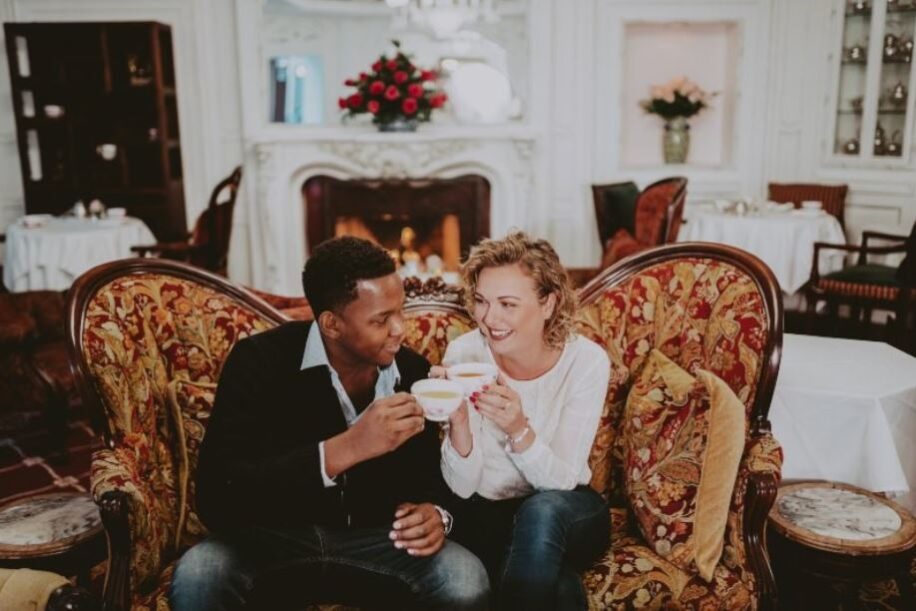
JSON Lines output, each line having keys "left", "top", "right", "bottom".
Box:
{"left": 806, "top": 219, "right": 916, "bottom": 347}
{"left": 768, "top": 182, "right": 848, "bottom": 229}
{"left": 591, "top": 181, "right": 640, "bottom": 248}
{"left": 131, "top": 166, "right": 242, "bottom": 276}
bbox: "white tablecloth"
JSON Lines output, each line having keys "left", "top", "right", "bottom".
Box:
{"left": 3, "top": 217, "right": 156, "bottom": 292}
{"left": 678, "top": 208, "right": 847, "bottom": 293}
{"left": 771, "top": 334, "right": 916, "bottom": 512}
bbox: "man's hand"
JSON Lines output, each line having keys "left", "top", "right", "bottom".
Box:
{"left": 389, "top": 502, "right": 446, "bottom": 557}
{"left": 325, "top": 393, "right": 424, "bottom": 476}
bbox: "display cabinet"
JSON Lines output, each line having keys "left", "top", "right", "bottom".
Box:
{"left": 830, "top": 0, "right": 916, "bottom": 163}
{"left": 3, "top": 22, "right": 186, "bottom": 240}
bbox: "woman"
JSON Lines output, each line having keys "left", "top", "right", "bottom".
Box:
{"left": 433, "top": 232, "right": 610, "bottom": 610}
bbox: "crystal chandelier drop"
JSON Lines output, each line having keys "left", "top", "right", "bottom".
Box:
{"left": 385, "top": 0, "right": 499, "bottom": 40}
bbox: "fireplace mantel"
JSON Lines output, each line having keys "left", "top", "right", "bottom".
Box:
{"left": 248, "top": 125, "right": 539, "bottom": 294}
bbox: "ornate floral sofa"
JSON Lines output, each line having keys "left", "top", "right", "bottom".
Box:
{"left": 66, "top": 243, "right": 782, "bottom": 610}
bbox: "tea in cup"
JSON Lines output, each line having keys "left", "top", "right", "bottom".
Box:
{"left": 446, "top": 362, "right": 499, "bottom": 396}
{"left": 411, "top": 379, "right": 464, "bottom": 422}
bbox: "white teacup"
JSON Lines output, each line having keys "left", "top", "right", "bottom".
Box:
{"left": 446, "top": 362, "right": 499, "bottom": 396}
{"left": 107, "top": 207, "right": 126, "bottom": 219}
{"left": 411, "top": 379, "right": 465, "bottom": 422}
{"left": 801, "top": 200, "right": 823, "bottom": 210}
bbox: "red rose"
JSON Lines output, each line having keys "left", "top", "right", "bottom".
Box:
{"left": 369, "top": 80, "right": 385, "bottom": 95}
{"left": 367, "top": 100, "right": 380, "bottom": 114}
{"left": 359, "top": 72, "right": 368, "bottom": 80}
{"left": 421, "top": 69, "right": 437, "bottom": 81}
{"left": 394, "top": 70, "right": 409, "bottom": 84}
{"left": 372, "top": 60, "right": 383, "bottom": 72}
{"left": 386, "top": 59, "right": 398, "bottom": 71}
{"left": 430, "top": 93, "right": 447, "bottom": 108}
{"left": 407, "top": 83, "right": 424, "bottom": 98}
{"left": 347, "top": 93, "right": 364, "bottom": 109}
{"left": 402, "top": 97, "right": 418, "bottom": 115}
{"left": 338, "top": 97, "right": 348, "bottom": 109}
{"left": 384, "top": 85, "right": 401, "bottom": 101}
{"left": 344, "top": 78, "right": 357, "bottom": 86}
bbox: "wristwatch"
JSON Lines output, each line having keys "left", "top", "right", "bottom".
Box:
{"left": 434, "top": 505, "right": 454, "bottom": 535}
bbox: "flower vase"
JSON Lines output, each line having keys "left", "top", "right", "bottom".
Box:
{"left": 377, "top": 117, "right": 418, "bottom": 133}
{"left": 663, "top": 117, "right": 690, "bottom": 164}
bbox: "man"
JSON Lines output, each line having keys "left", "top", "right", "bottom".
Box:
{"left": 170, "top": 237, "right": 489, "bottom": 610}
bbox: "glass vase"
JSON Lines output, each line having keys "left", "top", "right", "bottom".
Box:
{"left": 663, "top": 117, "right": 690, "bottom": 164}
{"left": 377, "top": 117, "right": 418, "bottom": 133}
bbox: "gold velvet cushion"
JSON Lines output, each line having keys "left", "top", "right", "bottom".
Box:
{"left": 167, "top": 379, "right": 217, "bottom": 549}
{"left": 624, "top": 349, "right": 745, "bottom": 581}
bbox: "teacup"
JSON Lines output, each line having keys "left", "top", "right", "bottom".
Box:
{"left": 801, "top": 200, "right": 822, "bottom": 210}
{"left": 411, "top": 378, "right": 464, "bottom": 422}
{"left": 107, "top": 207, "right": 126, "bottom": 219}
{"left": 446, "top": 362, "right": 499, "bottom": 396}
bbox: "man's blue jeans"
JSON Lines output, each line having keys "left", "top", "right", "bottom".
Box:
{"left": 169, "top": 525, "right": 489, "bottom": 610}
{"left": 451, "top": 486, "right": 609, "bottom": 611}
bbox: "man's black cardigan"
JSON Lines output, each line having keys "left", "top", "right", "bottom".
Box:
{"left": 196, "top": 321, "right": 450, "bottom": 532}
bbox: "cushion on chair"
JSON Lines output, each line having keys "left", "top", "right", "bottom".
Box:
{"left": 602, "top": 230, "right": 643, "bottom": 268}
{"left": 816, "top": 263, "right": 909, "bottom": 301}
{"left": 624, "top": 349, "right": 745, "bottom": 581}
{"left": 824, "top": 263, "right": 898, "bottom": 286}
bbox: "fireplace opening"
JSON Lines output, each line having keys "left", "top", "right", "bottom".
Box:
{"left": 303, "top": 175, "right": 490, "bottom": 276}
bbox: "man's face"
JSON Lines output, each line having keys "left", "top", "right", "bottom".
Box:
{"left": 331, "top": 273, "right": 406, "bottom": 368}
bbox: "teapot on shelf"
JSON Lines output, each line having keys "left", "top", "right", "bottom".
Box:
{"left": 886, "top": 130, "right": 903, "bottom": 156}
{"left": 843, "top": 138, "right": 860, "bottom": 155}
{"left": 890, "top": 81, "right": 908, "bottom": 105}
{"left": 884, "top": 34, "right": 900, "bottom": 61}
{"left": 874, "top": 122, "right": 887, "bottom": 155}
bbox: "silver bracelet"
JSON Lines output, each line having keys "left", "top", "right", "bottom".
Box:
{"left": 508, "top": 425, "right": 530, "bottom": 446}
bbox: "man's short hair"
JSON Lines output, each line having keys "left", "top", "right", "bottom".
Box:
{"left": 302, "top": 236, "right": 396, "bottom": 316}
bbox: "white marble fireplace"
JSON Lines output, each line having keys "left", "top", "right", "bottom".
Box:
{"left": 248, "top": 125, "right": 538, "bottom": 294}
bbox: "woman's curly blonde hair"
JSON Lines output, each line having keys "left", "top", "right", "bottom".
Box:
{"left": 461, "top": 231, "right": 577, "bottom": 349}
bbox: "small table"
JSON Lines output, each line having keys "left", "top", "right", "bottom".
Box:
{"left": 0, "top": 492, "right": 106, "bottom": 585}
{"left": 768, "top": 482, "right": 916, "bottom": 609}
{"left": 3, "top": 216, "right": 155, "bottom": 292}
{"left": 678, "top": 206, "right": 846, "bottom": 294}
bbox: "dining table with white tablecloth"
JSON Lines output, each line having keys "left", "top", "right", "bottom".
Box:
{"left": 678, "top": 206, "right": 848, "bottom": 294}
{"left": 3, "top": 216, "right": 156, "bottom": 292}
{"left": 770, "top": 333, "right": 916, "bottom": 513}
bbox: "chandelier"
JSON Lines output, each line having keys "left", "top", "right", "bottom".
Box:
{"left": 384, "top": 0, "right": 499, "bottom": 39}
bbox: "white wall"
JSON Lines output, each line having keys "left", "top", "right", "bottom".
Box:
{"left": 1, "top": 0, "right": 913, "bottom": 285}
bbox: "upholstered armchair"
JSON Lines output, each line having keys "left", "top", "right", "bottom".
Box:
{"left": 573, "top": 242, "right": 783, "bottom": 610}
{"left": 601, "top": 177, "right": 688, "bottom": 269}
{"left": 66, "top": 259, "right": 285, "bottom": 611}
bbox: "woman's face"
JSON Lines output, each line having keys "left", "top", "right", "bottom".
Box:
{"left": 472, "top": 263, "right": 556, "bottom": 357}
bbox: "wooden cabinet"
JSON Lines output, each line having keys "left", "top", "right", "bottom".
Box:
{"left": 829, "top": 0, "right": 916, "bottom": 164}
{"left": 3, "top": 22, "right": 186, "bottom": 240}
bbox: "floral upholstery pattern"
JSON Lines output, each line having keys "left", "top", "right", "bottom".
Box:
{"left": 83, "top": 274, "right": 278, "bottom": 598}
{"left": 402, "top": 309, "right": 476, "bottom": 366}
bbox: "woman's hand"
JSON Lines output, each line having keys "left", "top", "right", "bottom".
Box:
{"left": 471, "top": 374, "right": 526, "bottom": 436}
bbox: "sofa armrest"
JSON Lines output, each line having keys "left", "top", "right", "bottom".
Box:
{"left": 91, "top": 446, "right": 171, "bottom": 611}
{"left": 740, "top": 431, "right": 783, "bottom": 611}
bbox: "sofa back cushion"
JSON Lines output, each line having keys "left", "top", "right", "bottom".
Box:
{"left": 403, "top": 308, "right": 476, "bottom": 365}
{"left": 576, "top": 256, "right": 770, "bottom": 501}
{"left": 624, "top": 349, "right": 745, "bottom": 581}
{"left": 79, "top": 273, "right": 278, "bottom": 577}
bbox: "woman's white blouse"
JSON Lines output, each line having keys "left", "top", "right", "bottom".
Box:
{"left": 440, "top": 331, "right": 610, "bottom": 500}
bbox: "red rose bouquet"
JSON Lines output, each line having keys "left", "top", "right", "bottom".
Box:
{"left": 339, "top": 40, "right": 448, "bottom": 130}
